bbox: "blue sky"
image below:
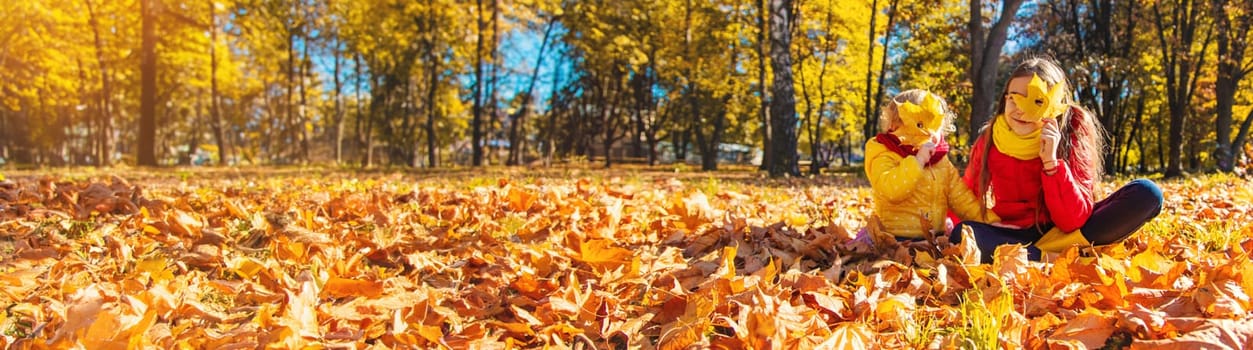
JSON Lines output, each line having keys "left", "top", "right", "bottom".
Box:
{"left": 309, "top": 20, "right": 565, "bottom": 116}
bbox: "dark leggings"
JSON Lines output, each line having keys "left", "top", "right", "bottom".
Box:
{"left": 951, "top": 179, "right": 1164, "bottom": 263}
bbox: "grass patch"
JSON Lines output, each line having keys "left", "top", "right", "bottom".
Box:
{"left": 1186, "top": 221, "right": 1246, "bottom": 252}
{"left": 1136, "top": 209, "right": 1249, "bottom": 252}
{"left": 946, "top": 285, "right": 1015, "bottom": 349}
{"left": 903, "top": 311, "right": 946, "bottom": 349}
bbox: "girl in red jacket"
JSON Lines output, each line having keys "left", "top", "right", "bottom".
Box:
{"left": 952, "top": 57, "right": 1163, "bottom": 263}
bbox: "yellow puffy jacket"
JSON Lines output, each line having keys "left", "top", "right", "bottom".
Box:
{"left": 865, "top": 138, "right": 996, "bottom": 239}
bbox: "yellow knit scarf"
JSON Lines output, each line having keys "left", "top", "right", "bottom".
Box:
{"left": 991, "top": 115, "right": 1041, "bottom": 160}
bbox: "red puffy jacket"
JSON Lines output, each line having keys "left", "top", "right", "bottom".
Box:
{"left": 961, "top": 117, "right": 1096, "bottom": 233}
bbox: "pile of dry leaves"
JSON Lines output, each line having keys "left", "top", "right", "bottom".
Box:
{"left": 0, "top": 172, "right": 1251, "bottom": 349}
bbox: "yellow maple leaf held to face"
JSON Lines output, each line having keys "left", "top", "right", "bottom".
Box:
{"left": 1011, "top": 73, "right": 1067, "bottom": 122}
{"left": 896, "top": 93, "right": 946, "bottom": 146}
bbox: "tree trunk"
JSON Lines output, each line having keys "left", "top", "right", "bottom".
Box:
{"left": 1119, "top": 93, "right": 1146, "bottom": 172}
{"left": 806, "top": 6, "right": 839, "bottom": 175}
{"left": 683, "top": 0, "right": 703, "bottom": 169}
{"left": 1135, "top": 119, "right": 1147, "bottom": 173}
{"left": 675, "top": 127, "right": 690, "bottom": 164}
{"left": 646, "top": 100, "right": 662, "bottom": 166}
{"left": 1157, "top": 117, "right": 1166, "bottom": 171}
{"left": 0, "top": 111, "right": 7, "bottom": 162}
{"left": 629, "top": 71, "right": 644, "bottom": 163}
{"left": 767, "top": 0, "right": 799, "bottom": 177}
{"left": 757, "top": 0, "right": 773, "bottom": 171}
{"left": 862, "top": 0, "right": 900, "bottom": 142}
{"left": 1213, "top": 0, "right": 1251, "bottom": 172}
{"left": 871, "top": 0, "right": 899, "bottom": 138}
{"left": 699, "top": 135, "right": 718, "bottom": 171}
{"left": 354, "top": 54, "right": 366, "bottom": 167}
{"left": 424, "top": 6, "right": 440, "bottom": 168}
{"left": 472, "top": 0, "right": 486, "bottom": 166}
{"left": 703, "top": 60, "right": 737, "bottom": 172}
{"left": 364, "top": 61, "right": 381, "bottom": 168}
{"left": 1188, "top": 128, "right": 1201, "bottom": 170}
{"left": 862, "top": 0, "right": 880, "bottom": 143}
{"left": 489, "top": 0, "right": 501, "bottom": 166}
{"left": 86, "top": 0, "right": 114, "bottom": 166}
{"left": 208, "top": 0, "right": 228, "bottom": 165}
{"left": 401, "top": 74, "right": 415, "bottom": 166}
{"left": 1214, "top": 20, "right": 1236, "bottom": 171}
{"left": 185, "top": 98, "right": 203, "bottom": 166}
{"left": 543, "top": 55, "right": 563, "bottom": 166}
{"left": 285, "top": 5, "right": 297, "bottom": 163}
{"left": 138, "top": 0, "right": 157, "bottom": 166}
{"left": 1123, "top": 98, "right": 1146, "bottom": 172}
{"left": 604, "top": 93, "right": 617, "bottom": 169}
{"left": 1233, "top": 108, "right": 1253, "bottom": 164}
{"left": 262, "top": 77, "right": 276, "bottom": 163}
{"left": 298, "top": 21, "right": 311, "bottom": 164}
{"left": 1152, "top": 0, "right": 1213, "bottom": 178}
{"left": 843, "top": 131, "right": 852, "bottom": 165}
{"left": 630, "top": 77, "right": 645, "bottom": 161}
{"left": 566, "top": 92, "right": 585, "bottom": 159}
{"left": 796, "top": 39, "right": 820, "bottom": 175}
{"left": 332, "top": 36, "right": 344, "bottom": 166}
{"left": 75, "top": 58, "right": 93, "bottom": 165}
{"left": 601, "top": 73, "right": 628, "bottom": 169}
{"left": 967, "top": 0, "right": 1026, "bottom": 144}
{"left": 508, "top": 18, "right": 554, "bottom": 166}
{"left": 800, "top": 62, "right": 821, "bottom": 175}
{"left": 507, "top": 103, "right": 524, "bottom": 166}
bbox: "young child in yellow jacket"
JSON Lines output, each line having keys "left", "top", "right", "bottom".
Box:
{"left": 865, "top": 89, "right": 995, "bottom": 240}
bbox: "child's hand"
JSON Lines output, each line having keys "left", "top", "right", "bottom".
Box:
{"left": 915, "top": 141, "right": 937, "bottom": 167}
{"left": 1039, "top": 119, "right": 1061, "bottom": 165}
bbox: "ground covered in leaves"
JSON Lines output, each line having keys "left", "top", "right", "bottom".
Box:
{"left": 0, "top": 167, "right": 1251, "bottom": 349}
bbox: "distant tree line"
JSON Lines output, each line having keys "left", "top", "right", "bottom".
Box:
{"left": 1, "top": 0, "right": 1250, "bottom": 177}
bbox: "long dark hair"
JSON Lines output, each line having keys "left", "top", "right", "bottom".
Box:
{"left": 974, "top": 57, "right": 1106, "bottom": 206}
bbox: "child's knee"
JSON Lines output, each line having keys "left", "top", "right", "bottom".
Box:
{"left": 1127, "top": 179, "right": 1164, "bottom": 213}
